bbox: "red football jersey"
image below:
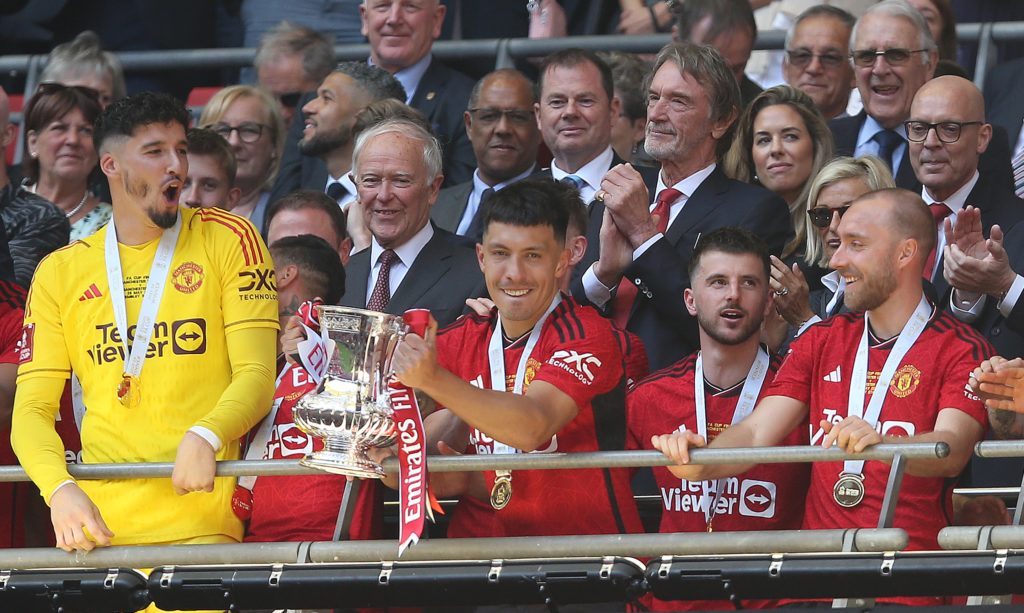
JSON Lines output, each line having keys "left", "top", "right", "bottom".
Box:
{"left": 0, "top": 280, "right": 26, "bottom": 548}
{"left": 439, "top": 298, "right": 643, "bottom": 538}
{"left": 627, "top": 351, "right": 810, "bottom": 611}
{"left": 245, "top": 363, "right": 381, "bottom": 542}
{"left": 767, "top": 308, "right": 991, "bottom": 606}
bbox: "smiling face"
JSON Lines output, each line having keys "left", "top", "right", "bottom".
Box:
{"left": 467, "top": 74, "right": 540, "bottom": 185}
{"left": 102, "top": 121, "right": 188, "bottom": 230}
{"left": 852, "top": 12, "right": 935, "bottom": 129}
{"left": 535, "top": 61, "right": 617, "bottom": 172}
{"left": 478, "top": 221, "right": 568, "bottom": 339}
{"left": 685, "top": 250, "right": 770, "bottom": 346}
{"left": 782, "top": 14, "right": 855, "bottom": 119}
{"left": 300, "top": 72, "right": 369, "bottom": 158}
{"left": 813, "top": 176, "right": 872, "bottom": 261}
{"left": 27, "top": 107, "right": 98, "bottom": 186}
{"left": 644, "top": 61, "right": 728, "bottom": 171}
{"left": 210, "top": 95, "right": 277, "bottom": 192}
{"left": 355, "top": 131, "right": 441, "bottom": 249}
{"left": 258, "top": 52, "right": 319, "bottom": 126}
{"left": 829, "top": 199, "right": 901, "bottom": 311}
{"left": 361, "top": 0, "right": 445, "bottom": 72}
{"left": 751, "top": 103, "right": 815, "bottom": 204}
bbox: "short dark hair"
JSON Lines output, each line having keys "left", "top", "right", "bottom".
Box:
{"left": 266, "top": 189, "right": 348, "bottom": 243}
{"left": 687, "top": 227, "right": 770, "bottom": 279}
{"left": 537, "top": 48, "right": 615, "bottom": 103}
{"left": 186, "top": 128, "right": 237, "bottom": 187}
{"left": 674, "top": 0, "right": 756, "bottom": 43}
{"left": 469, "top": 68, "right": 536, "bottom": 110}
{"left": 269, "top": 234, "right": 346, "bottom": 304}
{"left": 482, "top": 179, "right": 571, "bottom": 244}
{"left": 333, "top": 61, "right": 407, "bottom": 102}
{"left": 94, "top": 91, "right": 190, "bottom": 154}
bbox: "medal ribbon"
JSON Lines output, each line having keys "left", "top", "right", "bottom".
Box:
{"left": 694, "top": 346, "right": 770, "bottom": 528}
{"left": 105, "top": 215, "right": 183, "bottom": 404}
{"left": 843, "top": 295, "right": 931, "bottom": 476}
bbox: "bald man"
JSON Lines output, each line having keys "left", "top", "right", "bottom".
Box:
{"left": 653, "top": 189, "right": 991, "bottom": 605}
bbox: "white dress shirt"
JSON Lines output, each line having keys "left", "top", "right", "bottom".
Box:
{"left": 366, "top": 223, "right": 434, "bottom": 304}
{"left": 550, "top": 146, "right": 615, "bottom": 206}
{"left": 456, "top": 165, "right": 536, "bottom": 235}
{"left": 854, "top": 114, "right": 908, "bottom": 172}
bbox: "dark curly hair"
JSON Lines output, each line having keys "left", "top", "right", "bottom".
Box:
{"left": 94, "top": 91, "right": 190, "bottom": 153}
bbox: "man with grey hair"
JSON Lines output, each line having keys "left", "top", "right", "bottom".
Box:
{"left": 40, "top": 31, "right": 125, "bottom": 109}
{"left": 340, "top": 119, "right": 483, "bottom": 326}
{"left": 782, "top": 5, "right": 857, "bottom": 121}
{"left": 574, "top": 43, "right": 792, "bottom": 370}
{"left": 254, "top": 21, "right": 335, "bottom": 126}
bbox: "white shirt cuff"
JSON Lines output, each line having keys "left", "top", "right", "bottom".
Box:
{"left": 50, "top": 479, "right": 76, "bottom": 500}
{"left": 632, "top": 232, "right": 663, "bottom": 260}
{"left": 950, "top": 291, "right": 986, "bottom": 323}
{"left": 998, "top": 274, "right": 1024, "bottom": 318}
{"left": 189, "top": 426, "right": 222, "bottom": 452}
{"left": 796, "top": 314, "right": 822, "bottom": 337}
{"left": 582, "top": 264, "right": 614, "bottom": 309}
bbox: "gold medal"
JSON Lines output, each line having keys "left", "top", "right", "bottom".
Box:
{"left": 833, "top": 472, "right": 865, "bottom": 508}
{"left": 490, "top": 471, "right": 512, "bottom": 510}
{"left": 117, "top": 374, "right": 140, "bottom": 408}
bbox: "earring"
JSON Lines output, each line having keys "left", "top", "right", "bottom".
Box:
{"left": 29, "top": 150, "right": 37, "bottom": 158}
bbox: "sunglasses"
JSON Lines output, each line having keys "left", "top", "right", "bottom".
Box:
{"left": 807, "top": 205, "right": 851, "bottom": 228}
{"left": 277, "top": 91, "right": 302, "bottom": 109}
{"left": 850, "top": 47, "right": 930, "bottom": 67}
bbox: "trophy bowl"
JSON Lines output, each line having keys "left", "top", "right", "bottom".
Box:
{"left": 293, "top": 305, "right": 407, "bottom": 478}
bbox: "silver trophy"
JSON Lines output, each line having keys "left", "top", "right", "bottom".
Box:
{"left": 293, "top": 305, "right": 407, "bottom": 478}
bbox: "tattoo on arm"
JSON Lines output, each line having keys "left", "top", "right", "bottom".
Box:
{"left": 988, "top": 407, "right": 1024, "bottom": 440}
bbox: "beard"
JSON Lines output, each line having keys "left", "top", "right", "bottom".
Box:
{"left": 695, "top": 305, "right": 764, "bottom": 347}
{"left": 299, "top": 124, "right": 352, "bottom": 158}
{"left": 148, "top": 206, "right": 178, "bottom": 229}
{"left": 845, "top": 267, "right": 898, "bottom": 311}
{"left": 123, "top": 170, "right": 177, "bottom": 229}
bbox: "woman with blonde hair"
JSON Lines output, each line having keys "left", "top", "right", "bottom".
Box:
{"left": 724, "top": 84, "right": 834, "bottom": 263}
{"left": 199, "top": 85, "right": 284, "bottom": 233}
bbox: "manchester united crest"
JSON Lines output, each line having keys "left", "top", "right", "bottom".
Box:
{"left": 172, "top": 262, "right": 204, "bottom": 294}
{"left": 505, "top": 357, "right": 543, "bottom": 391}
{"left": 889, "top": 364, "right": 921, "bottom": 398}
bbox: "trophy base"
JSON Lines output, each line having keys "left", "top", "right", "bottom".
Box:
{"left": 300, "top": 450, "right": 385, "bottom": 479}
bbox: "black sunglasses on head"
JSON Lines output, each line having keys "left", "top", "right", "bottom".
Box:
{"left": 807, "top": 205, "right": 851, "bottom": 228}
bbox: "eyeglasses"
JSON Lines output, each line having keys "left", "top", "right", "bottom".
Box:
{"left": 468, "top": 107, "right": 535, "bottom": 126}
{"left": 208, "top": 122, "right": 266, "bottom": 143}
{"left": 904, "top": 120, "right": 983, "bottom": 144}
{"left": 276, "top": 92, "right": 302, "bottom": 109}
{"left": 785, "top": 49, "right": 847, "bottom": 69}
{"left": 807, "top": 205, "right": 851, "bottom": 228}
{"left": 851, "top": 48, "right": 930, "bottom": 67}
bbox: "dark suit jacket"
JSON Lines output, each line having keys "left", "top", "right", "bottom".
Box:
{"left": 985, "top": 58, "right": 1024, "bottom": 152}
{"left": 431, "top": 181, "right": 474, "bottom": 234}
{"left": 412, "top": 58, "right": 476, "bottom": 187}
{"left": 829, "top": 111, "right": 1014, "bottom": 194}
{"left": 341, "top": 226, "right": 485, "bottom": 327}
{"left": 572, "top": 167, "right": 794, "bottom": 370}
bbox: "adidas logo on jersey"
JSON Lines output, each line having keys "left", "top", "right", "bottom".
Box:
{"left": 823, "top": 365, "right": 841, "bottom": 383}
{"left": 78, "top": 283, "right": 103, "bottom": 302}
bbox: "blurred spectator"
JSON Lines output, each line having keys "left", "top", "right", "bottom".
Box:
{"left": 39, "top": 31, "right": 125, "bottom": 110}
{"left": 673, "top": 0, "right": 763, "bottom": 109}
{"left": 618, "top": 0, "right": 674, "bottom": 34}
{"left": 599, "top": 51, "right": 655, "bottom": 166}
{"left": 242, "top": 0, "right": 364, "bottom": 58}
{"left": 984, "top": 57, "right": 1024, "bottom": 171}
{"left": 182, "top": 127, "right": 240, "bottom": 212}
{"left": 908, "top": 0, "right": 958, "bottom": 62}
{"left": 253, "top": 21, "right": 335, "bottom": 126}
{"left": 432, "top": 69, "right": 540, "bottom": 240}
{"left": 724, "top": 85, "right": 834, "bottom": 263}
{"left": 200, "top": 85, "right": 285, "bottom": 234}
{"left": 266, "top": 190, "right": 352, "bottom": 266}
{"left": 351, "top": 97, "right": 431, "bottom": 136}
{"left": 782, "top": 5, "right": 857, "bottom": 120}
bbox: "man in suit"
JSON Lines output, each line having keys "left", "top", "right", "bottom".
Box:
{"left": 360, "top": 0, "right": 476, "bottom": 186}
{"left": 830, "top": 0, "right": 1013, "bottom": 193}
{"left": 431, "top": 69, "right": 540, "bottom": 239}
{"left": 781, "top": 5, "right": 856, "bottom": 121}
{"left": 342, "top": 118, "right": 484, "bottom": 327}
{"left": 575, "top": 43, "right": 793, "bottom": 371}
{"left": 908, "top": 76, "right": 1024, "bottom": 301}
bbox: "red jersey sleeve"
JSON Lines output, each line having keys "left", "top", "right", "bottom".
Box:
{"left": 937, "top": 325, "right": 991, "bottom": 427}
{"left": 532, "top": 320, "right": 625, "bottom": 412}
{"left": 764, "top": 324, "right": 819, "bottom": 404}
{"left": 0, "top": 306, "right": 24, "bottom": 365}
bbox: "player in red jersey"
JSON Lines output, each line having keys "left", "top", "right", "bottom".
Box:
{"left": 0, "top": 279, "right": 25, "bottom": 547}
{"left": 627, "top": 227, "right": 809, "bottom": 610}
{"left": 652, "top": 189, "right": 991, "bottom": 607}
{"left": 392, "top": 179, "right": 643, "bottom": 538}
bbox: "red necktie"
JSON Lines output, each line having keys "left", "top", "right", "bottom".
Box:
{"left": 923, "top": 202, "right": 952, "bottom": 281}
{"left": 367, "top": 249, "right": 398, "bottom": 311}
{"left": 611, "top": 188, "right": 683, "bottom": 329}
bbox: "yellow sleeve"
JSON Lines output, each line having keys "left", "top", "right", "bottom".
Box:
{"left": 12, "top": 258, "right": 74, "bottom": 503}
{"left": 192, "top": 324, "right": 277, "bottom": 445}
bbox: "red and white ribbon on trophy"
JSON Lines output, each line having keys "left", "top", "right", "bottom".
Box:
{"left": 391, "top": 308, "right": 443, "bottom": 556}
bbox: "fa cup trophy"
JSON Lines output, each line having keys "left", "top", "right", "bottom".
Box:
{"left": 293, "top": 305, "right": 408, "bottom": 478}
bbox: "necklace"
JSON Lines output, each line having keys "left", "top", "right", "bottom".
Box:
{"left": 64, "top": 191, "right": 90, "bottom": 219}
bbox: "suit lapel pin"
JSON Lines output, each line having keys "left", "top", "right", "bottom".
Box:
{"left": 426, "top": 91, "right": 436, "bottom": 101}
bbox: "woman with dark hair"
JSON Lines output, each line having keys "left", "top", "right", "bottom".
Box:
{"left": 22, "top": 83, "right": 111, "bottom": 242}
{"left": 909, "top": 0, "right": 958, "bottom": 62}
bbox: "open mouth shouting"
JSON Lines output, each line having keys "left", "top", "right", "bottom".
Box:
{"left": 162, "top": 179, "right": 182, "bottom": 205}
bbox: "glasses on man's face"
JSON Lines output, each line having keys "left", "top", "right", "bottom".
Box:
{"left": 807, "top": 205, "right": 851, "bottom": 229}
{"left": 468, "top": 107, "right": 535, "bottom": 126}
{"left": 904, "top": 120, "right": 983, "bottom": 144}
{"left": 851, "top": 47, "right": 930, "bottom": 67}
{"left": 209, "top": 122, "right": 265, "bottom": 144}
{"left": 785, "top": 49, "right": 847, "bottom": 69}
{"left": 276, "top": 92, "right": 302, "bottom": 109}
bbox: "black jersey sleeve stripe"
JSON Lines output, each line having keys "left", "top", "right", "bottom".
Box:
{"left": 564, "top": 299, "right": 586, "bottom": 339}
